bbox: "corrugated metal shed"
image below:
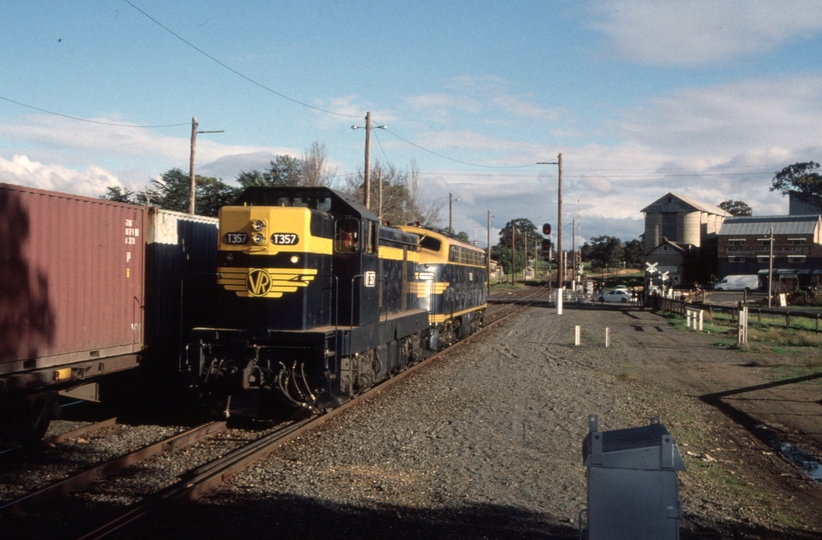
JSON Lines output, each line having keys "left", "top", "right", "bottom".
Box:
{"left": 143, "top": 208, "right": 218, "bottom": 358}
{"left": 718, "top": 215, "right": 821, "bottom": 236}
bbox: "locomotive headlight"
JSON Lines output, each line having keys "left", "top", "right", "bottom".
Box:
{"left": 251, "top": 219, "right": 265, "bottom": 232}
{"left": 290, "top": 255, "right": 299, "bottom": 264}
{"left": 252, "top": 232, "right": 265, "bottom": 244}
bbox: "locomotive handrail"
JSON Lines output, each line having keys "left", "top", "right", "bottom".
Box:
{"left": 313, "top": 273, "right": 339, "bottom": 372}
{"left": 350, "top": 274, "right": 363, "bottom": 357}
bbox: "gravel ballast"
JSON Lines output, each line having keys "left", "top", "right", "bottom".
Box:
{"left": 5, "top": 303, "right": 822, "bottom": 539}
{"left": 125, "top": 304, "right": 822, "bottom": 539}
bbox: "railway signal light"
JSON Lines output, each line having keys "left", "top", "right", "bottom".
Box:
{"left": 542, "top": 239, "right": 552, "bottom": 260}
{"left": 542, "top": 223, "right": 551, "bottom": 236}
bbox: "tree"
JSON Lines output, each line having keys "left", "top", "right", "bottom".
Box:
{"left": 345, "top": 159, "right": 443, "bottom": 227}
{"left": 770, "top": 161, "right": 822, "bottom": 210}
{"left": 622, "top": 239, "right": 644, "bottom": 267}
{"left": 100, "top": 186, "right": 135, "bottom": 203}
{"left": 237, "top": 155, "right": 303, "bottom": 188}
{"left": 197, "top": 177, "right": 239, "bottom": 217}
{"left": 301, "top": 141, "right": 337, "bottom": 187}
{"left": 498, "top": 218, "right": 539, "bottom": 251}
{"left": 491, "top": 245, "right": 525, "bottom": 276}
{"left": 581, "top": 235, "right": 624, "bottom": 270}
{"left": 102, "top": 168, "right": 238, "bottom": 217}
{"left": 718, "top": 200, "right": 752, "bottom": 216}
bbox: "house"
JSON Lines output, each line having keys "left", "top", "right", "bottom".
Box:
{"left": 717, "top": 214, "right": 822, "bottom": 290}
{"left": 641, "top": 193, "right": 729, "bottom": 286}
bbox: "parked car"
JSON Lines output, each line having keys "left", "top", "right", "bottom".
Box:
{"left": 599, "top": 289, "right": 632, "bottom": 303}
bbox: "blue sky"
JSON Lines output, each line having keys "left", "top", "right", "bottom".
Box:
{"left": 2, "top": 1, "right": 822, "bottom": 247}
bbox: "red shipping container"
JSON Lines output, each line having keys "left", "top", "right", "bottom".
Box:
{"left": 0, "top": 183, "right": 145, "bottom": 382}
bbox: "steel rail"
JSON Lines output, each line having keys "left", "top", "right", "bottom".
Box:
{"left": 76, "top": 286, "right": 552, "bottom": 539}
{"left": 42, "top": 417, "right": 119, "bottom": 446}
{"left": 0, "top": 421, "right": 227, "bottom": 515}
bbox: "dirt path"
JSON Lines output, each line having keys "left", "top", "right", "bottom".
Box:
{"left": 564, "top": 304, "right": 822, "bottom": 536}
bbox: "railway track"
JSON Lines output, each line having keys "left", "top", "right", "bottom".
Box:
{"left": 2, "top": 286, "right": 552, "bottom": 539}
{"left": 0, "top": 418, "right": 119, "bottom": 461}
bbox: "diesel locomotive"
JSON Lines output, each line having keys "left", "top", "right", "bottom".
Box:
{"left": 187, "top": 186, "right": 487, "bottom": 417}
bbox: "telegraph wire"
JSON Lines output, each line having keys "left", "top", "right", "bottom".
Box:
{"left": 123, "top": 0, "right": 360, "bottom": 119}
{"left": 0, "top": 94, "right": 188, "bottom": 128}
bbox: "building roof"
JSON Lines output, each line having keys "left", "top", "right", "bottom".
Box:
{"left": 646, "top": 237, "right": 691, "bottom": 257}
{"left": 718, "top": 214, "right": 821, "bottom": 236}
{"left": 641, "top": 192, "right": 730, "bottom": 216}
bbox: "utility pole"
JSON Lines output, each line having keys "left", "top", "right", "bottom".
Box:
{"left": 363, "top": 111, "right": 372, "bottom": 210}
{"left": 511, "top": 224, "right": 516, "bottom": 286}
{"left": 449, "top": 192, "right": 460, "bottom": 233}
{"left": 537, "top": 152, "right": 562, "bottom": 289}
{"left": 768, "top": 226, "right": 774, "bottom": 308}
{"left": 557, "top": 152, "right": 563, "bottom": 289}
{"left": 188, "top": 117, "right": 224, "bottom": 215}
{"left": 487, "top": 210, "right": 492, "bottom": 295}
{"left": 524, "top": 231, "right": 528, "bottom": 281}
{"left": 377, "top": 171, "right": 383, "bottom": 224}
{"left": 571, "top": 218, "right": 575, "bottom": 288}
{"left": 351, "top": 112, "right": 386, "bottom": 212}
{"left": 189, "top": 117, "right": 198, "bottom": 215}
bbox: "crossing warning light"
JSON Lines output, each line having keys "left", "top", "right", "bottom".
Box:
{"left": 542, "top": 223, "right": 551, "bottom": 235}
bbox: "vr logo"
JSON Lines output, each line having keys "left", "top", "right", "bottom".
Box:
{"left": 247, "top": 269, "right": 273, "bottom": 297}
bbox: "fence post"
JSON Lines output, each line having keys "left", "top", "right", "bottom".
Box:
{"left": 738, "top": 307, "right": 748, "bottom": 346}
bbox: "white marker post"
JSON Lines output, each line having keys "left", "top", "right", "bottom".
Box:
{"left": 557, "top": 287, "right": 564, "bottom": 315}
{"left": 575, "top": 325, "right": 581, "bottom": 346}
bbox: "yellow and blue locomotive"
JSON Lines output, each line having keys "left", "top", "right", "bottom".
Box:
{"left": 399, "top": 224, "right": 487, "bottom": 348}
{"left": 188, "top": 186, "right": 486, "bottom": 417}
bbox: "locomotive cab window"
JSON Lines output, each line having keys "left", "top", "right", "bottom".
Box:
{"left": 336, "top": 218, "right": 360, "bottom": 253}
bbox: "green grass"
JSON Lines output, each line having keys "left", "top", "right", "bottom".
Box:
{"left": 678, "top": 309, "right": 822, "bottom": 348}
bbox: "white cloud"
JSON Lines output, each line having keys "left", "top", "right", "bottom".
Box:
{"left": 0, "top": 154, "right": 121, "bottom": 197}
{"left": 620, "top": 75, "right": 822, "bottom": 156}
{"left": 0, "top": 114, "right": 302, "bottom": 195}
{"left": 589, "top": 0, "right": 822, "bottom": 66}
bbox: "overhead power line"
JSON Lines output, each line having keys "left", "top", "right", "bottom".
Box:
{"left": 0, "top": 94, "right": 188, "bottom": 128}
{"left": 383, "top": 128, "right": 536, "bottom": 169}
{"left": 123, "top": 0, "right": 359, "bottom": 119}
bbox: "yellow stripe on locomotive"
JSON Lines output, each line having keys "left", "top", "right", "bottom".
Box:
{"left": 217, "top": 267, "right": 319, "bottom": 298}
{"left": 217, "top": 205, "right": 330, "bottom": 298}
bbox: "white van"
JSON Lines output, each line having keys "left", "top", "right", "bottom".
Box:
{"left": 714, "top": 275, "right": 759, "bottom": 291}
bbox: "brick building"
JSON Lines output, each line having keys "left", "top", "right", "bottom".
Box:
{"left": 717, "top": 214, "right": 822, "bottom": 290}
